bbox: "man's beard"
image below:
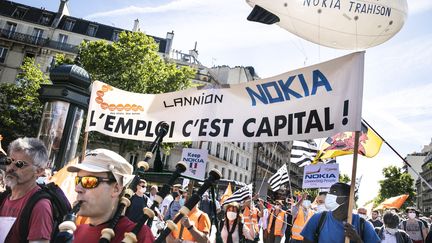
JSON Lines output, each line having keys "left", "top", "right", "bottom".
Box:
{"left": 5, "top": 173, "right": 18, "bottom": 188}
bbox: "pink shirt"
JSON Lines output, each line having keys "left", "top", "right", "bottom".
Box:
{"left": 74, "top": 216, "right": 155, "bottom": 243}
{"left": 0, "top": 186, "right": 53, "bottom": 242}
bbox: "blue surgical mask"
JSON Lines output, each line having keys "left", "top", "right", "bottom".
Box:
{"left": 179, "top": 198, "right": 185, "bottom": 206}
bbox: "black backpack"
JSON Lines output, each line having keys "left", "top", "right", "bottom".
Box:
{"left": 0, "top": 182, "right": 71, "bottom": 243}
{"left": 314, "top": 211, "right": 365, "bottom": 242}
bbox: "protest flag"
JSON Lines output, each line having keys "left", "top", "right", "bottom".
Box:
{"left": 268, "top": 164, "right": 290, "bottom": 192}
{"left": 290, "top": 140, "right": 319, "bottom": 167}
{"left": 220, "top": 182, "right": 233, "bottom": 205}
{"left": 374, "top": 194, "right": 409, "bottom": 210}
{"left": 318, "top": 122, "right": 383, "bottom": 160}
{"left": 222, "top": 184, "right": 252, "bottom": 206}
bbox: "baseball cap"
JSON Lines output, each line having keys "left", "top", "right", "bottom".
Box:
{"left": 67, "top": 148, "right": 134, "bottom": 187}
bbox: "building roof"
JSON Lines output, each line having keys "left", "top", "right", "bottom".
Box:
{"left": 0, "top": 0, "right": 168, "bottom": 53}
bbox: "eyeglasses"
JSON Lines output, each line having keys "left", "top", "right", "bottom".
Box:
{"left": 5, "top": 157, "right": 30, "bottom": 168}
{"left": 75, "top": 176, "right": 116, "bottom": 189}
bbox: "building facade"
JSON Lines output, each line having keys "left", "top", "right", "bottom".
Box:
{"left": 414, "top": 139, "right": 432, "bottom": 214}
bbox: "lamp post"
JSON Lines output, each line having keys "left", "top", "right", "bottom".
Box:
{"left": 252, "top": 142, "right": 263, "bottom": 195}
{"left": 37, "top": 59, "right": 91, "bottom": 171}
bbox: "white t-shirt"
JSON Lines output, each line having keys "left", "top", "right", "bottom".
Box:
{"left": 159, "top": 194, "right": 173, "bottom": 216}
{"left": 381, "top": 230, "right": 397, "bottom": 243}
{"left": 259, "top": 208, "right": 269, "bottom": 230}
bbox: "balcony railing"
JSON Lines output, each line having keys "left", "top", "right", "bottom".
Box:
{"left": 0, "top": 28, "right": 79, "bottom": 53}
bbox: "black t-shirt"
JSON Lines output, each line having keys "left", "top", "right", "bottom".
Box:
{"left": 369, "top": 218, "right": 384, "bottom": 228}
{"left": 125, "top": 194, "right": 148, "bottom": 223}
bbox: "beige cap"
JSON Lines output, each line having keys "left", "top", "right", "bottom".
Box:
{"left": 67, "top": 148, "right": 134, "bottom": 187}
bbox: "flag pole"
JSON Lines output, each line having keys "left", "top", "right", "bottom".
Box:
{"left": 345, "top": 131, "right": 360, "bottom": 243}
{"left": 80, "top": 131, "right": 89, "bottom": 161}
{"left": 362, "top": 119, "right": 432, "bottom": 190}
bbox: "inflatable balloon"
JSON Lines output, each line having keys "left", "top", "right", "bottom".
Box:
{"left": 246, "top": 0, "right": 408, "bottom": 49}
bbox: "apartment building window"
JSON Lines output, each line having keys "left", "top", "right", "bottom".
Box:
{"left": 0, "top": 47, "right": 8, "bottom": 63}
{"left": 6, "top": 22, "right": 17, "bottom": 36}
{"left": 235, "top": 153, "right": 239, "bottom": 166}
{"left": 63, "top": 19, "right": 75, "bottom": 31}
{"left": 12, "top": 7, "right": 27, "bottom": 19}
{"left": 32, "top": 28, "right": 44, "bottom": 44}
{"left": 58, "top": 34, "right": 68, "bottom": 44}
{"left": 246, "top": 159, "right": 249, "bottom": 170}
{"left": 216, "top": 143, "right": 220, "bottom": 158}
{"left": 87, "top": 24, "right": 98, "bottom": 37}
{"left": 242, "top": 143, "right": 245, "bottom": 150}
{"left": 221, "top": 168, "right": 225, "bottom": 178}
{"left": 207, "top": 142, "right": 212, "bottom": 154}
{"left": 223, "top": 147, "right": 228, "bottom": 161}
{"left": 245, "top": 175, "right": 248, "bottom": 183}
{"left": 228, "top": 170, "right": 231, "bottom": 180}
{"left": 129, "top": 153, "right": 138, "bottom": 166}
{"left": 112, "top": 30, "right": 120, "bottom": 41}
{"left": 239, "top": 174, "right": 243, "bottom": 182}
{"left": 40, "top": 13, "right": 52, "bottom": 25}
{"left": 230, "top": 150, "right": 233, "bottom": 163}
{"left": 234, "top": 172, "right": 237, "bottom": 181}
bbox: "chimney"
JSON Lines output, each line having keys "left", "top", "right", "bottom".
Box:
{"left": 132, "top": 19, "right": 140, "bottom": 32}
{"left": 52, "top": 0, "right": 70, "bottom": 28}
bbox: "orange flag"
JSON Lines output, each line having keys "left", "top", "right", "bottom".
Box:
{"left": 220, "top": 182, "right": 233, "bottom": 205}
{"left": 49, "top": 157, "right": 79, "bottom": 205}
{"left": 375, "top": 194, "right": 409, "bottom": 210}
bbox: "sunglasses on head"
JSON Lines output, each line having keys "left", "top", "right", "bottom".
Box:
{"left": 75, "top": 175, "right": 116, "bottom": 189}
{"left": 5, "top": 157, "right": 30, "bottom": 168}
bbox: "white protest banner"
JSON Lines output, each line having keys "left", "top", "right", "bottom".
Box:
{"left": 85, "top": 52, "right": 364, "bottom": 142}
{"left": 181, "top": 148, "right": 207, "bottom": 181}
{"left": 302, "top": 163, "right": 339, "bottom": 189}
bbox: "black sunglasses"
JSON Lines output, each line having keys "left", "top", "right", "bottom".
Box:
{"left": 5, "top": 157, "right": 30, "bottom": 168}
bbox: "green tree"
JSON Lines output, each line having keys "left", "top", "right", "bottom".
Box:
{"left": 0, "top": 58, "right": 49, "bottom": 146}
{"left": 339, "top": 173, "right": 351, "bottom": 183}
{"left": 374, "top": 165, "right": 415, "bottom": 209}
{"left": 76, "top": 31, "right": 196, "bottom": 154}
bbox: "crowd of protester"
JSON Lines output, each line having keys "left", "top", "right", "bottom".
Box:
{"left": 1, "top": 137, "right": 432, "bottom": 243}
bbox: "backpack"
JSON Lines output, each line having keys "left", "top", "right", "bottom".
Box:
{"left": 402, "top": 220, "right": 424, "bottom": 240}
{"left": 314, "top": 211, "right": 365, "bottom": 243}
{"left": 0, "top": 182, "right": 71, "bottom": 243}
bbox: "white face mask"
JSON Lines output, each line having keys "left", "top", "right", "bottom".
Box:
{"left": 140, "top": 187, "right": 146, "bottom": 193}
{"left": 226, "top": 211, "right": 237, "bottom": 221}
{"left": 325, "top": 194, "right": 342, "bottom": 211}
{"left": 302, "top": 200, "right": 311, "bottom": 208}
{"left": 408, "top": 212, "right": 416, "bottom": 219}
{"left": 316, "top": 204, "right": 327, "bottom": 213}
{"left": 359, "top": 214, "right": 367, "bottom": 219}
{"left": 36, "top": 176, "right": 47, "bottom": 184}
{"left": 386, "top": 227, "right": 398, "bottom": 235}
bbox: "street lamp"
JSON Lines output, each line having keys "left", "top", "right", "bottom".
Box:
{"left": 252, "top": 142, "right": 263, "bottom": 195}
{"left": 37, "top": 59, "right": 91, "bottom": 171}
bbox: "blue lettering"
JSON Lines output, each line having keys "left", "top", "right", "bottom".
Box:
{"left": 246, "top": 85, "right": 268, "bottom": 106}
{"left": 311, "top": 70, "right": 332, "bottom": 95}
{"left": 262, "top": 81, "right": 285, "bottom": 103}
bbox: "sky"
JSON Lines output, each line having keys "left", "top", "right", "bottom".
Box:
{"left": 14, "top": 0, "right": 432, "bottom": 206}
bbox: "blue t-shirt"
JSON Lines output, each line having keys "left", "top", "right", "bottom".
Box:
{"left": 301, "top": 211, "right": 380, "bottom": 243}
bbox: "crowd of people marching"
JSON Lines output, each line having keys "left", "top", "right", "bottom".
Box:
{"left": 1, "top": 137, "right": 432, "bottom": 243}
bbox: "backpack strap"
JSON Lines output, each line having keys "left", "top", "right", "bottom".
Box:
{"left": 418, "top": 220, "right": 424, "bottom": 240}
{"left": 359, "top": 217, "right": 365, "bottom": 241}
{"left": 403, "top": 220, "right": 407, "bottom": 231}
{"left": 18, "top": 189, "right": 51, "bottom": 243}
{"left": 314, "top": 211, "right": 327, "bottom": 242}
{"left": 238, "top": 220, "right": 245, "bottom": 242}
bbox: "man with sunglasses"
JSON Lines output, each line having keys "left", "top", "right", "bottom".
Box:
{"left": 67, "top": 148, "right": 154, "bottom": 243}
{"left": 0, "top": 137, "right": 53, "bottom": 243}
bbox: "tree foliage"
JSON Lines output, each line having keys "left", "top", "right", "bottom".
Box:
{"left": 339, "top": 173, "right": 351, "bottom": 183}
{"left": 374, "top": 165, "right": 415, "bottom": 209}
{"left": 76, "top": 31, "right": 196, "bottom": 154}
{"left": 0, "top": 58, "right": 49, "bottom": 146}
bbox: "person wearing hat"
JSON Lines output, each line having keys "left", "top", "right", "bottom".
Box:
{"left": 399, "top": 207, "right": 427, "bottom": 243}
{"left": 125, "top": 179, "right": 149, "bottom": 223}
{"left": 267, "top": 200, "right": 287, "bottom": 243}
{"left": 290, "top": 192, "right": 315, "bottom": 242}
{"left": 220, "top": 202, "right": 254, "bottom": 243}
{"left": 67, "top": 148, "right": 154, "bottom": 243}
{"left": 167, "top": 204, "right": 211, "bottom": 243}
